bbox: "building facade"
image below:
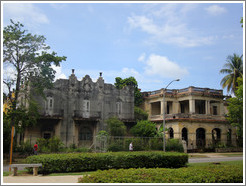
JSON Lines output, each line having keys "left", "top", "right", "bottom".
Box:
{"left": 141, "top": 86, "right": 237, "bottom": 150}
{"left": 21, "top": 70, "right": 135, "bottom": 147}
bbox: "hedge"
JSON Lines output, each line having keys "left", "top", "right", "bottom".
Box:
{"left": 25, "top": 151, "right": 188, "bottom": 174}
{"left": 78, "top": 163, "right": 243, "bottom": 183}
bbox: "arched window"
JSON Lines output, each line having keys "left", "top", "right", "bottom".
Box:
{"left": 212, "top": 128, "right": 221, "bottom": 145}
{"left": 169, "top": 127, "right": 174, "bottom": 139}
{"left": 196, "top": 128, "right": 206, "bottom": 148}
{"left": 79, "top": 127, "right": 92, "bottom": 141}
{"left": 182, "top": 127, "right": 188, "bottom": 143}
{"left": 227, "top": 129, "right": 232, "bottom": 146}
{"left": 46, "top": 97, "right": 53, "bottom": 110}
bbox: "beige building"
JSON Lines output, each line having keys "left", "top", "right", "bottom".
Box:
{"left": 141, "top": 86, "right": 237, "bottom": 150}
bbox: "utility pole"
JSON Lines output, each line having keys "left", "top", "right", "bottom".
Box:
{"left": 163, "top": 79, "right": 180, "bottom": 152}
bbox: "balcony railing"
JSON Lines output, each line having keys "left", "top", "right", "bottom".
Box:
{"left": 106, "top": 112, "right": 134, "bottom": 120}
{"left": 73, "top": 110, "right": 101, "bottom": 119}
{"left": 150, "top": 113, "right": 225, "bottom": 121}
{"left": 145, "top": 86, "right": 223, "bottom": 97}
{"left": 41, "top": 109, "right": 64, "bottom": 117}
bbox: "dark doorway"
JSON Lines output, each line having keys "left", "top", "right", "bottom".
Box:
{"left": 227, "top": 129, "right": 232, "bottom": 146}
{"left": 182, "top": 127, "right": 188, "bottom": 144}
{"left": 169, "top": 128, "right": 174, "bottom": 139}
{"left": 212, "top": 128, "right": 221, "bottom": 145}
{"left": 196, "top": 128, "right": 206, "bottom": 148}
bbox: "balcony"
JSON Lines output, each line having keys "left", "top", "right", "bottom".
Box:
{"left": 73, "top": 110, "right": 101, "bottom": 120}
{"left": 41, "top": 109, "right": 64, "bottom": 118}
{"left": 143, "top": 86, "right": 223, "bottom": 98}
{"left": 150, "top": 113, "right": 226, "bottom": 122}
{"left": 106, "top": 112, "right": 135, "bottom": 121}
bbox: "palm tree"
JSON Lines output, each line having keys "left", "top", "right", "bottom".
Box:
{"left": 220, "top": 53, "right": 243, "bottom": 94}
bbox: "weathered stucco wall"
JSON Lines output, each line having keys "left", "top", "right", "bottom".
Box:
{"left": 23, "top": 71, "right": 135, "bottom": 147}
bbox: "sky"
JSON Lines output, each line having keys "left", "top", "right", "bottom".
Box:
{"left": 2, "top": 1, "right": 244, "bottom": 95}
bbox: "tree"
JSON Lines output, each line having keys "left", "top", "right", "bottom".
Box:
{"left": 114, "top": 77, "right": 143, "bottom": 106}
{"left": 134, "top": 106, "right": 148, "bottom": 121}
{"left": 130, "top": 120, "right": 157, "bottom": 137}
{"left": 226, "top": 77, "right": 243, "bottom": 146}
{"left": 3, "top": 19, "right": 66, "bottom": 110}
{"left": 220, "top": 53, "right": 243, "bottom": 94}
{"left": 3, "top": 20, "right": 66, "bottom": 153}
{"left": 240, "top": 17, "right": 243, "bottom": 28}
{"left": 106, "top": 117, "right": 127, "bottom": 136}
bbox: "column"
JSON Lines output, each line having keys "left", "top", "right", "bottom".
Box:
{"left": 206, "top": 100, "right": 210, "bottom": 115}
{"left": 160, "top": 100, "right": 164, "bottom": 116}
{"left": 173, "top": 101, "right": 179, "bottom": 114}
{"left": 189, "top": 99, "right": 195, "bottom": 114}
{"left": 220, "top": 101, "right": 224, "bottom": 116}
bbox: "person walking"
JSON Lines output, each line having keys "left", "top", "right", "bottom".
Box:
{"left": 33, "top": 142, "right": 38, "bottom": 155}
{"left": 129, "top": 142, "right": 133, "bottom": 151}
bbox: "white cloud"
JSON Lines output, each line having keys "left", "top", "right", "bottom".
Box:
{"left": 50, "top": 3, "right": 67, "bottom": 10}
{"left": 138, "top": 53, "right": 146, "bottom": 62}
{"left": 52, "top": 65, "right": 67, "bottom": 80}
{"left": 3, "top": 3, "right": 49, "bottom": 27}
{"left": 128, "top": 4, "right": 214, "bottom": 48}
{"left": 143, "top": 54, "right": 189, "bottom": 79}
{"left": 205, "top": 5, "right": 227, "bottom": 16}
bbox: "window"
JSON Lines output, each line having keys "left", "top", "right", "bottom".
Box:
{"left": 83, "top": 100, "right": 90, "bottom": 112}
{"left": 181, "top": 103, "right": 185, "bottom": 113}
{"left": 167, "top": 104, "right": 170, "bottom": 114}
{"left": 116, "top": 102, "right": 122, "bottom": 115}
{"left": 49, "top": 99, "right": 53, "bottom": 108}
{"left": 195, "top": 100, "right": 205, "bottom": 114}
{"left": 79, "top": 127, "right": 92, "bottom": 141}
{"left": 151, "top": 102, "right": 161, "bottom": 115}
{"left": 43, "top": 133, "right": 51, "bottom": 139}
{"left": 46, "top": 97, "right": 53, "bottom": 110}
{"left": 213, "top": 106, "right": 218, "bottom": 115}
{"left": 169, "top": 128, "right": 174, "bottom": 139}
{"left": 86, "top": 102, "right": 89, "bottom": 112}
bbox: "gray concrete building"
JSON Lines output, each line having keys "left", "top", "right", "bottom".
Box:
{"left": 21, "top": 70, "right": 135, "bottom": 147}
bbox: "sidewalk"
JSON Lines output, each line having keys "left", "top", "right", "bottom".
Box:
{"left": 188, "top": 152, "right": 243, "bottom": 158}
{"left": 3, "top": 175, "right": 83, "bottom": 183}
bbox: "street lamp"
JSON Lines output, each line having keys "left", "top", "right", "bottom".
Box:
{"left": 163, "top": 79, "right": 180, "bottom": 152}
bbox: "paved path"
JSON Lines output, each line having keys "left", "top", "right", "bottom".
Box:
{"left": 3, "top": 175, "right": 83, "bottom": 183}
{"left": 189, "top": 156, "right": 243, "bottom": 163}
{"left": 3, "top": 154, "right": 243, "bottom": 184}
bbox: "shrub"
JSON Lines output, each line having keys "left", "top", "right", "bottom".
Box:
{"left": 108, "top": 142, "right": 124, "bottom": 152}
{"left": 166, "top": 139, "right": 184, "bottom": 152}
{"left": 134, "top": 106, "right": 148, "bottom": 121}
{"left": 37, "top": 138, "right": 49, "bottom": 153}
{"left": 37, "top": 136, "right": 64, "bottom": 153}
{"left": 106, "top": 117, "right": 127, "bottom": 136}
{"left": 48, "top": 136, "right": 64, "bottom": 152}
{"left": 130, "top": 120, "right": 157, "bottom": 137}
{"left": 78, "top": 162, "right": 243, "bottom": 183}
{"left": 15, "top": 140, "right": 33, "bottom": 155}
{"left": 25, "top": 151, "right": 188, "bottom": 174}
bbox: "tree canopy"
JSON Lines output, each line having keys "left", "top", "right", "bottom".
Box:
{"left": 106, "top": 116, "right": 127, "bottom": 136}
{"left": 226, "top": 77, "right": 243, "bottom": 146}
{"left": 114, "top": 76, "right": 143, "bottom": 106}
{"left": 220, "top": 53, "right": 243, "bottom": 94}
{"left": 3, "top": 19, "right": 67, "bottom": 108}
{"left": 130, "top": 120, "right": 157, "bottom": 137}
